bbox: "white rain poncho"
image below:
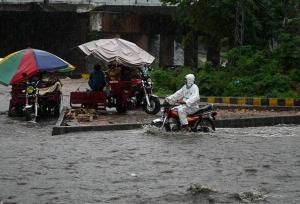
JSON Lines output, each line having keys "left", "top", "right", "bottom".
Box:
{"left": 166, "top": 74, "right": 200, "bottom": 125}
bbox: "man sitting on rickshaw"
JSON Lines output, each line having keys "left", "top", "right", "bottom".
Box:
{"left": 107, "top": 65, "right": 121, "bottom": 81}
{"left": 88, "top": 64, "right": 106, "bottom": 92}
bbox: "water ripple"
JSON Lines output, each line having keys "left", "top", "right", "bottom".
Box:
{"left": 0, "top": 115, "right": 300, "bottom": 203}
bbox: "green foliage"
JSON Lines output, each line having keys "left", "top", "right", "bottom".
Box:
{"left": 151, "top": 68, "right": 176, "bottom": 92}
{"left": 153, "top": 88, "right": 173, "bottom": 98}
{"left": 151, "top": 67, "right": 194, "bottom": 93}
{"left": 274, "top": 32, "right": 300, "bottom": 70}
{"left": 152, "top": 48, "right": 300, "bottom": 98}
{"left": 157, "top": 0, "right": 300, "bottom": 98}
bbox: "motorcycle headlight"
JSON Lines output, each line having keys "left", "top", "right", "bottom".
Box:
{"left": 147, "top": 78, "right": 152, "bottom": 85}
{"left": 26, "top": 86, "right": 34, "bottom": 94}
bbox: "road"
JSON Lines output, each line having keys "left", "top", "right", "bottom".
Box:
{"left": 1, "top": 80, "right": 300, "bottom": 203}
{"left": 0, "top": 114, "right": 299, "bottom": 203}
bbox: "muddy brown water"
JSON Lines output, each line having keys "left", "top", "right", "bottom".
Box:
{"left": 0, "top": 115, "right": 300, "bottom": 204}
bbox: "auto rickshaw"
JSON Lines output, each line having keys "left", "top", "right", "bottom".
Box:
{"left": 71, "top": 38, "right": 161, "bottom": 114}
{"left": 8, "top": 74, "right": 62, "bottom": 121}
{"left": 0, "top": 48, "right": 75, "bottom": 121}
{"left": 70, "top": 65, "right": 161, "bottom": 114}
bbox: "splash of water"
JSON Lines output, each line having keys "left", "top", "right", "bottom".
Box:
{"left": 237, "top": 190, "right": 267, "bottom": 203}
{"left": 187, "top": 183, "right": 217, "bottom": 195}
{"left": 142, "top": 125, "right": 215, "bottom": 137}
{"left": 142, "top": 124, "right": 167, "bottom": 135}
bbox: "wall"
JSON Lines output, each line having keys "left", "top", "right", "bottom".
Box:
{"left": 0, "top": 11, "right": 89, "bottom": 72}
{"left": 0, "top": 0, "right": 162, "bottom": 5}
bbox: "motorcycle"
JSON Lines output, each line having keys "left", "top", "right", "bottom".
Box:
{"left": 9, "top": 77, "right": 62, "bottom": 121}
{"left": 151, "top": 101, "right": 217, "bottom": 132}
{"left": 70, "top": 67, "right": 161, "bottom": 115}
{"left": 23, "top": 79, "right": 40, "bottom": 121}
{"left": 131, "top": 68, "right": 160, "bottom": 114}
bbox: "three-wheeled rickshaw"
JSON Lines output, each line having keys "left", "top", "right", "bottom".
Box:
{"left": 70, "top": 66, "right": 160, "bottom": 114}
{"left": 70, "top": 38, "right": 161, "bottom": 114}
{"left": 8, "top": 77, "right": 62, "bottom": 121}
{"left": 0, "top": 48, "right": 75, "bottom": 121}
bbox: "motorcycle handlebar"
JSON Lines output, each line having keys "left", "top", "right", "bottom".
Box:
{"left": 161, "top": 101, "right": 179, "bottom": 108}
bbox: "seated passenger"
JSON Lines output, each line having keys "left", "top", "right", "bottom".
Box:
{"left": 130, "top": 68, "right": 139, "bottom": 80}
{"left": 108, "top": 65, "right": 121, "bottom": 81}
{"left": 88, "top": 64, "right": 106, "bottom": 91}
{"left": 47, "top": 73, "right": 61, "bottom": 86}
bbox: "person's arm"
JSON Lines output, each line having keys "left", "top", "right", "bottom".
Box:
{"left": 166, "top": 87, "right": 183, "bottom": 104}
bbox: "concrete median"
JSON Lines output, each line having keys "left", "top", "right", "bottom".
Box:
{"left": 52, "top": 106, "right": 300, "bottom": 135}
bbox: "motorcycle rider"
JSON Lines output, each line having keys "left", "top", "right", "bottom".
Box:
{"left": 165, "top": 74, "right": 200, "bottom": 131}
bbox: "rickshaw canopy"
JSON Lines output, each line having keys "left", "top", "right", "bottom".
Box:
{"left": 78, "top": 38, "right": 155, "bottom": 68}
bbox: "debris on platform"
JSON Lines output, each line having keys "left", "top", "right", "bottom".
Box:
{"left": 65, "top": 108, "right": 96, "bottom": 122}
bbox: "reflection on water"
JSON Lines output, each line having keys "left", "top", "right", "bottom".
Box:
{"left": 0, "top": 115, "right": 299, "bottom": 204}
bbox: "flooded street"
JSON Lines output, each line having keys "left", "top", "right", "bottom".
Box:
{"left": 0, "top": 114, "right": 299, "bottom": 204}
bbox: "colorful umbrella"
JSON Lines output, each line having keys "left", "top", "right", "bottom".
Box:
{"left": 0, "top": 48, "right": 75, "bottom": 86}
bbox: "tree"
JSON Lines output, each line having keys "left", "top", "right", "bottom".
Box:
{"left": 161, "top": 0, "right": 236, "bottom": 66}
{"left": 161, "top": 0, "right": 300, "bottom": 67}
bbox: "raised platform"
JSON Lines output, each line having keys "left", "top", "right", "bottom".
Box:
{"left": 52, "top": 106, "right": 300, "bottom": 135}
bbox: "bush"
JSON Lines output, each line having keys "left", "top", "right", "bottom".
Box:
{"left": 151, "top": 68, "right": 176, "bottom": 92}
{"left": 150, "top": 45, "right": 299, "bottom": 98}
{"left": 151, "top": 66, "right": 194, "bottom": 93}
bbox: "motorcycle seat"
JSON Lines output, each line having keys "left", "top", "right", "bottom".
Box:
{"left": 190, "top": 104, "right": 213, "bottom": 116}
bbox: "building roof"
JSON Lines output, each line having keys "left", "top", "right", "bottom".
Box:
{"left": 92, "top": 4, "right": 176, "bottom": 15}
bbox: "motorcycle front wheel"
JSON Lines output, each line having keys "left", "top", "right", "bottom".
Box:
{"left": 194, "top": 118, "right": 215, "bottom": 132}
{"left": 143, "top": 96, "right": 161, "bottom": 115}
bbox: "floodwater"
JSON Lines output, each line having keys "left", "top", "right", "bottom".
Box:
{"left": 0, "top": 115, "right": 300, "bottom": 204}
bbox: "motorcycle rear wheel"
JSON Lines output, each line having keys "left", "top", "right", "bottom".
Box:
{"left": 194, "top": 118, "right": 215, "bottom": 132}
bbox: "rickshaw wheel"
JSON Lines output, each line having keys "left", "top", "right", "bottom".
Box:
{"left": 116, "top": 97, "right": 127, "bottom": 113}
{"left": 25, "top": 109, "right": 32, "bottom": 121}
{"left": 8, "top": 100, "right": 13, "bottom": 117}
{"left": 8, "top": 101, "right": 22, "bottom": 117}
{"left": 54, "top": 104, "right": 60, "bottom": 117}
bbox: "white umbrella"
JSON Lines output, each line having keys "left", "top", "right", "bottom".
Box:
{"left": 78, "top": 38, "right": 155, "bottom": 68}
